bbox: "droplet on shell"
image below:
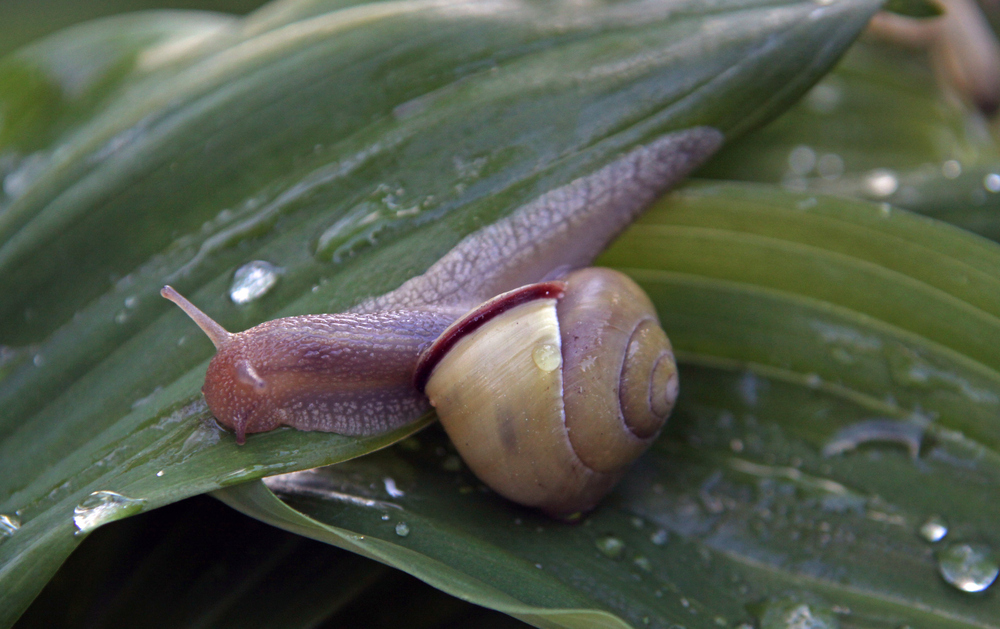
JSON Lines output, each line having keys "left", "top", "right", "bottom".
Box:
{"left": 531, "top": 343, "right": 562, "bottom": 372}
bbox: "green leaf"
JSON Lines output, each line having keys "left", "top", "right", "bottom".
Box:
{"left": 882, "top": 0, "right": 942, "bottom": 18}
{"left": 0, "top": 0, "right": 882, "bottom": 624}
{"left": 697, "top": 41, "right": 999, "bottom": 185}
{"left": 222, "top": 182, "right": 1000, "bottom": 628}
{"left": 696, "top": 39, "right": 1000, "bottom": 243}
{"left": 0, "top": 11, "right": 238, "bottom": 156}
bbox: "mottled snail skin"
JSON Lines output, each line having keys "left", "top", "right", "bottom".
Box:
{"left": 414, "top": 268, "right": 677, "bottom": 517}
{"left": 161, "top": 286, "right": 456, "bottom": 444}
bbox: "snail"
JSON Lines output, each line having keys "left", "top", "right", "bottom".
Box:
{"left": 160, "top": 126, "right": 723, "bottom": 515}
{"left": 161, "top": 267, "right": 676, "bottom": 516}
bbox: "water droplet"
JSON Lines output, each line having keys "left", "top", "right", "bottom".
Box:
{"left": 0, "top": 513, "right": 21, "bottom": 542}
{"left": 32, "top": 353, "right": 44, "bottom": 367}
{"left": 738, "top": 371, "right": 760, "bottom": 406}
{"left": 532, "top": 343, "right": 562, "bottom": 372}
{"left": 155, "top": 470, "right": 165, "bottom": 478}
{"left": 817, "top": 154, "right": 844, "bottom": 181}
{"left": 381, "top": 513, "right": 391, "bottom": 521}
{"left": 3, "top": 152, "right": 48, "bottom": 199}
{"left": 759, "top": 598, "right": 838, "bottom": 629}
{"left": 650, "top": 528, "right": 669, "bottom": 545}
{"left": 806, "top": 82, "right": 842, "bottom": 114}
{"left": 395, "top": 522, "right": 410, "bottom": 537}
{"left": 983, "top": 173, "right": 1000, "bottom": 193}
{"left": 919, "top": 515, "right": 948, "bottom": 542}
{"left": 937, "top": 543, "right": 999, "bottom": 592}
{"left": 631, "top": 516, "right": 645, "bottom": 529}
{"left": 821, "top": 419, "right": 924, "bottom": 459}
{"left": 634, "top": 555, "right": 653, "bottom": 571}
{"left": 788, "top": 146, "right": 817, "bottom": 176}
{"left": 73, "top": 491, "right": 146, "bottom": 535}
{"left": 865, "top": 169, "right": 899, "bottom": 197}
{"left": 681, "top": 598, "right": 691, "bottom": 608}
{"left": 383, "top": 477, "right": 404, "bottom": 498}
{"left": 596, "top": 535, "right": 625, "bottom": 559}
{"left": 229, "top": 261, "right": 282, "bottom": 304}
{"left": 942, "top": 160, "right": 962, "bottom": 179}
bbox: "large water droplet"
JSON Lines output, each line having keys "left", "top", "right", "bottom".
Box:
{"left": 919, "top": 515, "right": 948, "bottom": 543}
{"left": 73, "top": 491, "right": 145, "bottom": 535}
{"left": 395, "top": 522, "right": 410, "bottom": 537}
{"left": 229, "top": 261, "right": 282, "bottom": 304}
{"left": 0, "top": 513, "right": 21, "bottom": 543}
{"left": 596, "top": 535, "right": 625, "bottom": 559}
{"left": 937, "top": 543, "right": 999, "bottom": 592}
{"left": 759, "top": 598, "right": 839, "bottom": 629}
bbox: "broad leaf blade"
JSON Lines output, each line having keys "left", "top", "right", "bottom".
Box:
{"left": 222, "top": 183, "right": 1000, "bottom": 628}
{"left": 0, "top": 0, "right": 881, "bottom": 624}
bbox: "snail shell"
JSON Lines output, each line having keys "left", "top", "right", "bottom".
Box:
{"left": 414, "top": 268, "right": 677, "bottom": 516}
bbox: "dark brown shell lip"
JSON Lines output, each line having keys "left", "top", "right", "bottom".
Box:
{"left": 412, "top": 281, "right": 566, "bottom": 393}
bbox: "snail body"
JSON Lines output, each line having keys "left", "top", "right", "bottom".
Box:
{"left": 162, "top": 268, "right": 677, "bottom": 516}
{"left": 162, "top": 286, "right": 458, "bottom": 444}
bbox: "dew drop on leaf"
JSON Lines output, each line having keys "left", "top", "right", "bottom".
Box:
{"left": 758, "top": 598, "right": 838, "bottom": 629}
{"left": 229, "top": 260, "right": 282, "bottom": 304}
{"left": 0, "top": 514, "right": 21, "bottom": 543}
{"left": 596, "top": 535, "right": 625, "bottom": 559}
{"left": 73, "top": 491, "right": 145, "bottom": 535}
{"left": 395, "top": 522, "right": 410, "bottom": 537}
{"left": 937, "top": 543, "right": 999, "bottom": 592}
{"left": 918, "top": 515, "right": 948, "bottom": 543}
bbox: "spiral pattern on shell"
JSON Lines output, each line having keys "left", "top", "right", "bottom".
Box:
{"left": 415, "top": 268, "right": 677, "bottom": 517}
